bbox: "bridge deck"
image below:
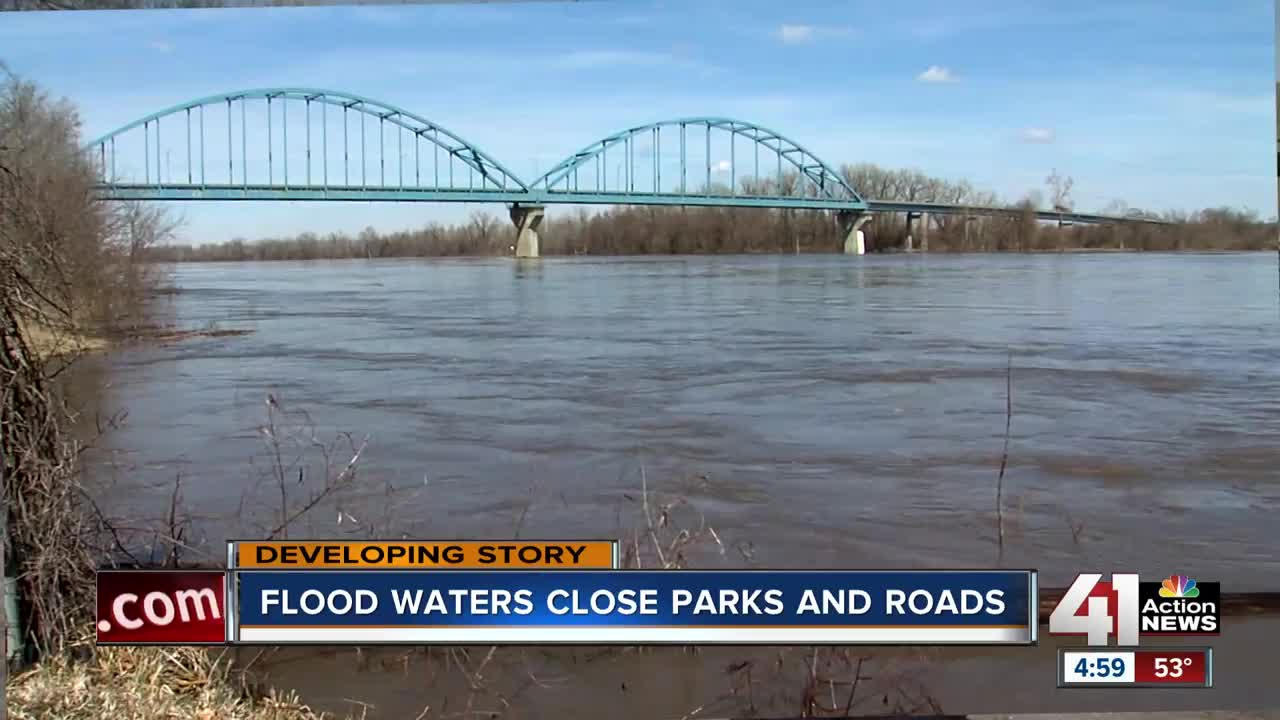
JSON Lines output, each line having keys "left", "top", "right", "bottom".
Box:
{"left": 94, "top": 183, "right": 1163, "bottom": 225}
{"left": 865, "top": 200, "right": 1166, "bottom": 225}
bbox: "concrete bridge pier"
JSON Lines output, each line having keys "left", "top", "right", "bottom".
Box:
{"left": 837, "top": 211, "right": 871, "bottom": 255}
{"left": 905, "top": 211, "right": 929, "bottom": 252}
{"left": 509, "top": 204, "right": 545, "bottom": 258}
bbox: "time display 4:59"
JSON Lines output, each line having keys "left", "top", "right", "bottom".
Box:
{"left": 1062, "top": 651, "right": 1136, "bottom": 684}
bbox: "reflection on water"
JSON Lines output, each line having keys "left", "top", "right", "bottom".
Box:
{"left": 83, "top": 253, "right": 1280, "bottom": 589}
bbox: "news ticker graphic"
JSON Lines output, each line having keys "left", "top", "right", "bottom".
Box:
{"left": 228, "top": 540, "right": 619, "bottom": 570}
{"left": 1048, "top": 573, "right": 1221, "bottom": 646}
{"left": 1057, "top": 647, "right": 1212, "bottom": 688}
{"left": 96, "top": 547, "right": 1036, "bottom": 646}
{"left": 230, "top": 569, "right": 1035, "bottom": 644}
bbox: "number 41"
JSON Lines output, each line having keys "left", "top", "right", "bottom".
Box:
{"left": 1048, "top": 573, "right": 1140, "bottom": 646}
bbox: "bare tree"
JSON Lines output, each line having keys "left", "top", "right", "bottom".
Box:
{"left": 468, "top": 210, "right": 501, "bottom": 253}
{"left": 1, "top": 65, "right": 180, "bottom": 658}
{"left": 1046, "top": 169, "right": 1074, "bottom": 212}
{"left": 1101, "top": 198, "right": 1129, "bottom": 216}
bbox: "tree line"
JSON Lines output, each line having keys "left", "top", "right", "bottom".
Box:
{"left": 150, "top": 165, "right": 1275, "bottom": 261}
{"left": 2, "top": 65, "right": 178, "bottom": 658}
{"left": 2, "top": 68, "right": 174, "bottom": 335}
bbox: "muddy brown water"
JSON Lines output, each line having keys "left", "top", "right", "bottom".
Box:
{"left": 78, "top": 253, "right": 1280, "bottom": 716}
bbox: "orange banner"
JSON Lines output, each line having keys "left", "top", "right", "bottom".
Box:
{"left": 234, "top": 540, "right": 616, "bottom": 569}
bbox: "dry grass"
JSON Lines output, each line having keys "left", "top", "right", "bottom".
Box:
{"left": 15, "top": 314, "right": 255, "bottom": 363}
{"left": 9, "top": 634, "right": 341, "bottom": 720}
{"left": 16, "top": 317, "right": 108, "bottom": 359}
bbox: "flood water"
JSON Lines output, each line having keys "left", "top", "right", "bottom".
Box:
{"left": 83, "top": 252, "right": 1280, "bottom": 716}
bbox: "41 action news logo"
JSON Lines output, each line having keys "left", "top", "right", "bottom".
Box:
{"left": 1048, "top": 573, "right": 1220, "bottom": 646}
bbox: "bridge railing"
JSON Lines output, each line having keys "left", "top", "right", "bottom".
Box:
{"left": 529, "top": 117, "right": 867, "bottom": 209}
{"left": 86, "top": 88, "right": 529, "bottom": 196}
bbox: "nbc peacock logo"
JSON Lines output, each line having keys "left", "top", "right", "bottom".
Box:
{"left": 1159, "top": 575, "right": 1200, "bottom": 598}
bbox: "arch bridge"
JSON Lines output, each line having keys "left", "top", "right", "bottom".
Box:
{"left": 87, "top": 88, "right": 1160, "bottom": 257}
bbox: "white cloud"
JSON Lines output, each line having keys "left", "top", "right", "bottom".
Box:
{"left": 148, "top": 40, "right": 173, "bottom": 53}
{"left": 1019, "top": 127, "right": 1056, "bottom": 143}
{"left": 778, "top": 24, "right": 815, "bottom": 45}
{"left": 916, "top": 65, "right": 955, "bottom": 83}
{"left": 712, "top": 160, "right": 732, "bottom": 173}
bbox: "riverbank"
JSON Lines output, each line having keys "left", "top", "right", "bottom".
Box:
{"left": 145, "top": 246, "right": 1278, "bottom": 264}
{"left": 0, "top": 70, "right": 270, "bottom": 718}
{"left": 8, "top": 636, "right": 328, "bottom": 720}
{"left": 150, "top": 231, "right": 1277, "bottom": 262}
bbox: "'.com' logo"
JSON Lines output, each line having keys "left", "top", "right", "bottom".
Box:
{"left": 1047, "top": 572, "right": 1220, "bottom": 646}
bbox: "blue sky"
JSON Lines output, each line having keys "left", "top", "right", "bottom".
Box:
{"left": 2, "top": 0, "right": 1274, "bottom": 242}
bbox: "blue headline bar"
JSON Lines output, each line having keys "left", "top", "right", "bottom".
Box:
{"left": 233, "top": 570, "right": 1035, "bottom": 645}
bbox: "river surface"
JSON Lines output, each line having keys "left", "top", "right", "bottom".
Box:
{"left": 83, "top": 252, "right": 1280, "bottom": 716}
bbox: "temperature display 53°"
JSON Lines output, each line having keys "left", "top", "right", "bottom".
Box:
{"left": 1059, "top": 647, "right": 1212, "bottom": 688}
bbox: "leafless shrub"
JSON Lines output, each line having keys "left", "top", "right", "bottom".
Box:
{"left": 618, "top": 466, "right": 726, "bottom": 571}
{"left": 1066, "top": 513, "right": 1086, "bottom": 545}
{"left": 0, "top": 334, "right": 98, "bottom": 659}
{"left": 233, "top": 393, "right": 382, "bottom": 542}
{"left": 995, "top": 349, "right": 1012, "bottom": 558}
{"left": 0, "top": 66, "right": 163, "bottom": 661}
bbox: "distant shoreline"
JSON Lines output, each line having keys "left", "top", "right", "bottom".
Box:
{"left": 146, "top": 247, "right": 1276, "bottom": 263}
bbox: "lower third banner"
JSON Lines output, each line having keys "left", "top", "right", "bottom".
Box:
{"left": 232, "top": 569, "right": 1036, "bottom": 645}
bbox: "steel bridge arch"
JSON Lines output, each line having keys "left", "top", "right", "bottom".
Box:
{"left": 85, "top": 88, "right": 529, "bottom": 192}
{"left": 530, "top": 117, "right": 866, "bottom": 205}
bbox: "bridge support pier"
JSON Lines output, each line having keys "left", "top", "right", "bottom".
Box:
{"left": 510, "top": 204, "right": 545, "bottom": 258}
{"left": 838, "top": 211, "right": 870, "bottom": 255}
{"left": 905, "top": 211, "right": 929, "bottom": 252}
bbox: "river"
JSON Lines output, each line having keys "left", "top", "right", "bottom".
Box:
{"left": 82, "top": 251, "right": 1280, "bottom": 716}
